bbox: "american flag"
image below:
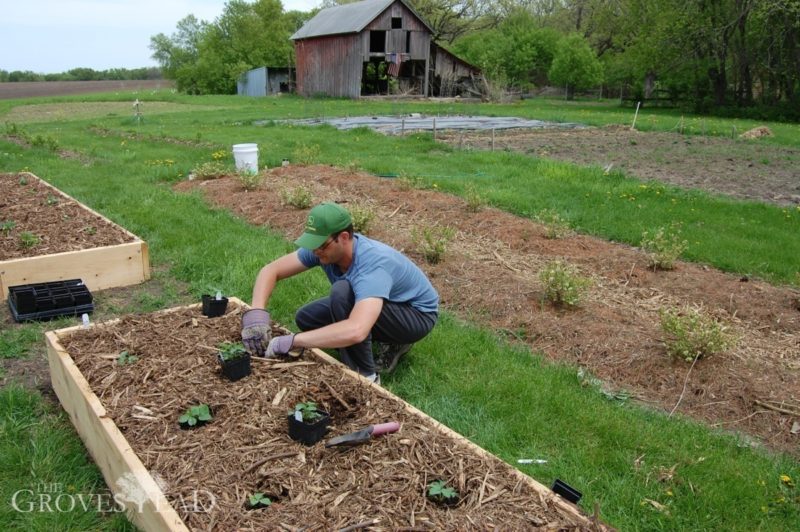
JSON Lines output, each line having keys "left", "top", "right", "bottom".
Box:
{"left": 387, "top": 53, "right": 402, "bottom": 77}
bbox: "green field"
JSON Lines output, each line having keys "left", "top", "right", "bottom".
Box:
{"left": 1, "top": 92, "right": 798, "bottom": 530}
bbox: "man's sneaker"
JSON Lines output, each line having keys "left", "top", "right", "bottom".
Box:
{"left": 374, "top": 342, "right": 412, "bottom": 373}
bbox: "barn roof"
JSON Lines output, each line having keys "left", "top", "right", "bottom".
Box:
{"left": 291, "top": 0, "right": 432, "bottom": 40}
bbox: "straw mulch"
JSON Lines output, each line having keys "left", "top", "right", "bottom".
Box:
{"left": 0, "top": 172, "right": 134, "bottom": 260}
{"left": 59, "top": 304, "right": 603, "bottom": 530}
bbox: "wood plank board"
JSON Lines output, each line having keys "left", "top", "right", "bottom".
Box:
{"left": 0, "top": 172, "right": 150, "bottom": 299}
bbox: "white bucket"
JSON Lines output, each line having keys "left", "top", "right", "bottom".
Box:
{"left": 232, "top": 143, "right": 259, "bottom": 174}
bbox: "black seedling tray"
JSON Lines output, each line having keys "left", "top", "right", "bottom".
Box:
{"left": 7, "top": 279, "right": 94, "bottom": 322}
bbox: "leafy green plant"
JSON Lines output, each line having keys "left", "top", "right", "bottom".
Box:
{"left": 396, "top": 173, "right": 424, "bottom": 191}
{"left": 192, "top": 161, "right": 227, "bottom": 180}
{"left": 248, "top": 492, "right": 272, "bottom": 509}
{"left": 280, "top": 185, "right": 313, "bottom": 209}
{"left": 659, "top": 305, "right": 736, "bottom": 362}
{"left": 538, "top": 260, "right": 591, "bottom": 307}
{"left": 349, "top": 202, "right": 375, "bottom": 234}
{"left": 18, "top": 175, "right": 28, "bottom": 186}
{"left": 46, "top": 194, "right": 59, "bottom": 206}
{"left": 117, "top": 351, "right": 138, "bottom": 365}
{"left": 464, "top": 183, "right": 487, "bottom": 213}
{"left": 218, "top": 341, "right": 247, "bottom": 362}
{"left": 535, "top": 209, "right": 573, "bottom": 239}
{"left": 18, "top": 231, "right": 40, "bottom": 249}
{"left": 412, "top": 225, "right": 455, "bottom": 264}
{"left": 179, "top": 404, "right": 213, "bottom": 427}
{"left": 641, "top": 223, "right": 688, "bottom": 270}
{"left": 292, "top": 143, "right": 321, "bottom": 165}
{"left": 291, "top": 401, "right": 322, "bottom": 423}
{"left": 427, "top": 480, "right": 458, "bottom": 500}
{"left": 236, "top": 169, "right": 262, "bottom": 191}
{"left": 0, "top": 220, "right": 15, "bottom": 232}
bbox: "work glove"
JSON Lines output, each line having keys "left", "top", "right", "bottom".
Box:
{"left": 265, "top": 334, "right": 295, "bottom": 358}
{"left": 241, "top": 309, "right": 271, "bottom": 356}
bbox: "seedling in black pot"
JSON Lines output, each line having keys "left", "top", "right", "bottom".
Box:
{"left": 287, "top": 401, "right": 330, "bottom": 446}
{"left": 201, "top": 291, "right": 228, "bottom": 317}
{"left": 217, "top": 342, "right": 251, "bottom": 381}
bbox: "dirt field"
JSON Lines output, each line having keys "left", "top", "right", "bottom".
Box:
{"left": 440, "top": 125, "right": 800, "bottom": 206}
{"left": 0, "top": 80, "right": 174, "bottom": 100}
{"left": 178, "top": 165, "right": 800, "bottom": 458}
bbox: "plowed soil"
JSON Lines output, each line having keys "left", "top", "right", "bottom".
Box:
{"left": 440, "top": 125, "right": 800, "bottom": 206}
{"left": 177, "top": 165, "right": 800, "bottom": 458}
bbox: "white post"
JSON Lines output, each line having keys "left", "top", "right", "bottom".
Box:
{"left": 630, "top": 101, "right": 641, "bottom": 130}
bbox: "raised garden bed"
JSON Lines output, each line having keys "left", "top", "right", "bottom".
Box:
{"left": 45, "top": 298, "right": 606, "bottom": 530}
{"left": 0, "top": 172, "right": 150, "bottom": 300}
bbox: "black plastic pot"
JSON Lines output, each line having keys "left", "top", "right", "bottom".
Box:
{"left": 218, "top": 352, "right": 251, "bottom": 381}
{"left": 201, "top": 295, "right": 229, "bottom": 317}
{"left": 287, "top": 411, "right": 330, "bottom": 446}
{"left": 551, "top": 479, "right": 582, "bottom": 504}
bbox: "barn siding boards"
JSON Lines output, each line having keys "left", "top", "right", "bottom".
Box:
{"left": 295, "top": 35, "right": 363, "bottom": 98}
{"left": 0, "top": 172, "right": 150, "bottom": 300}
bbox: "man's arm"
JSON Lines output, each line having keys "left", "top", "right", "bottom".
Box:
{"left": 292, "top": 297, "right": 383, "bottom": 349}
{"left": 251, "top": 251, "right": 309, "bottom": 308}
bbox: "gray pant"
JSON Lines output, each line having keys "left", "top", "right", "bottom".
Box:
{"left": 295, "top": 280, "right": 437, "bottom": 376}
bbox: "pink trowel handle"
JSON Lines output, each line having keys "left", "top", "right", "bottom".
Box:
{"left": 371, "top": 421, "right": 401, "bottom": 436}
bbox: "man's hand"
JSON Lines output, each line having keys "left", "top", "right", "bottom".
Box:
{"left": 241, "top": 309, "right": 271, "bottom": 356}
{"left": 265, "top": 334, "right": 295, "bottom": 358}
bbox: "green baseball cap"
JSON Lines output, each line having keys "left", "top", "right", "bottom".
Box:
{"left": 294, "top": 202, "right": 352, "bottom": 249}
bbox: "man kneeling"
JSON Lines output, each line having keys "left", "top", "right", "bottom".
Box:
{"left": 241, "top": 202, "right": 439, "bottom": 383}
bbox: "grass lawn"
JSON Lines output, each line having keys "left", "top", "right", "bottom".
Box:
{"left": 0, "top": 92, "right": 798, "bottom": 530}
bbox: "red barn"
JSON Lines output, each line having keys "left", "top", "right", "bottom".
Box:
{"left": 290, "top": 0, "right": 482, "bottom": 98}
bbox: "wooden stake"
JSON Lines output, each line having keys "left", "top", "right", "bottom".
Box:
{"left": 491, "top": 128, "right": 495, "bottom": 151}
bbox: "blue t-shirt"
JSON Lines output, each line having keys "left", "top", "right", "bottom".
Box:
{"left": 297, "top": 234, "right": 439, "bottom": 314}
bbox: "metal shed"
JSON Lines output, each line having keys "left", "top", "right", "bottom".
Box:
{"left": 237, "top": 67, "right": 293, "bottom": 97}
{"left": 290, "top": 0, "right": 481, "bottom": 98}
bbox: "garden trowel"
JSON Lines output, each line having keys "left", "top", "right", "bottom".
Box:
{"left": 324, "top": 421, "right": 400, "bottom": 448}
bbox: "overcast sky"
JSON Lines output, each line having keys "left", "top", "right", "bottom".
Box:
{"left": 0, "top": 0, "right": 321, "bottom": 74}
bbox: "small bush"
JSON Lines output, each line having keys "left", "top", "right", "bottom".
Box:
{"left": 535, "top": 209, "right": 573, "bottom": 239}
{"left": 539, "top": 260, "right": 591, "bottom": 307}
{"left": 660, "top": 305, "right": 735, "bottom": 362}
{"left": 412, "top": 225, "right": 455, "bottom": 264}
{"left": 641, "top": 223, "right": 688, "bottom": 270}
{"left": 18, "top": 231, "right": 40, "bottom": 249}
{"left": 292, "top": 143, "right": 321, "bottom": 165}
{"left": 396, "top": 173, "right": 424, "bottom": 191}
{"left": 192, "top": 161, "right": 227, "bottom": 180}
{"left": 349, "top": 202, "right": 376, "bottom": 234}
{"left": 464, "top": 184, "right": 487, "bottom": 212}
{"left": 0, "top": 220, "right": 15, "bottom": 232}
{"left": 280, "top": 185, "right": 313, "bottom": 209}
{"left": 236, "top": 170, "right": 263, "bottom": 191}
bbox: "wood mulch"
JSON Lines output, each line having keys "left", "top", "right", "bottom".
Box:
{"left": 176, "top": 165, "right": 800, "bottom": 458}
{"left": 58, "top": 303, "right": 603, "bottom": 530}
{"left": 0, "top": 172, "right": 135, "bottom": 261}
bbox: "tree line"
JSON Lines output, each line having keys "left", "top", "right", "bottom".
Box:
{"left": 0, "top": 67, "right": 163, "bottom": 83}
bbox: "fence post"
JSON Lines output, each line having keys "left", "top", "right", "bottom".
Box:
{"left": 491, "top": 128, "right": 495, "bottom": 151}
{"left": 433, "top": 117, "right": 436, "bottom": 140}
